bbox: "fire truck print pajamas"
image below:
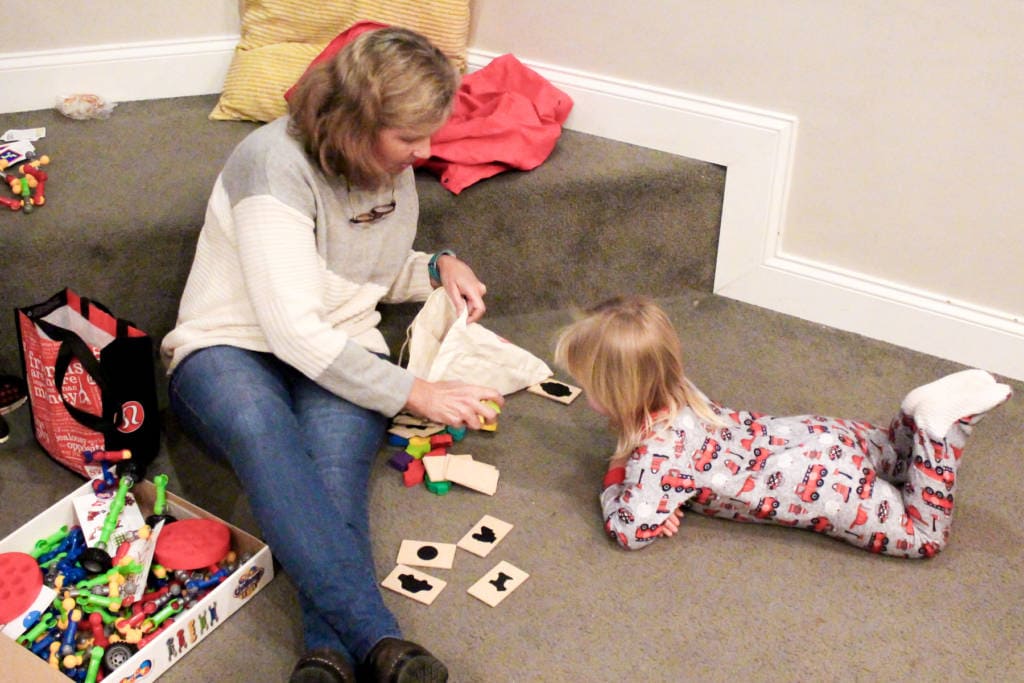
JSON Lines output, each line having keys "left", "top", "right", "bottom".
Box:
{"left": 600, "top": 370, "right": 1011, "bottom": 558}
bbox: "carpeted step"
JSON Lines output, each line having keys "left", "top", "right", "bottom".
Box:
{"left": 0, "top": 95, "right": 724, "bottom": 375}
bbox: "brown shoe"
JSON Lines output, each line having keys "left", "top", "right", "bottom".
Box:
{"left": 290, "top": 648, "right": 357, "bottom": 683}
{"left": 360, "top": 638, "right": 448, "bottom": 683}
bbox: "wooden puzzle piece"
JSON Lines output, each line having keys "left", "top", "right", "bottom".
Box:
{"left": 444, "top": 457, "right": 499, "bottom": 496}
{"left": 422, "top": 453, "right": 449, "bottom": 482}
{"left": 381, "top": 564, "right": 447, "bottom": 605}
{"left": 388, "top": 423, "right": 446, "bottom": 441}
{"left": 457, "top": 515, "right": 514, "bottom": 557}
{"left": 391, "top": 413, "right": 446, "bottom": 430}
{"left": 527, "top": 379, "right": 582, "bottom": 405}
{"left": 396, "top": 540, "right": 457, "bottom": 569}
{"left": 467, "top": 560, "right": 529, "bottom": 607}
{"left": 422, "top": 453, "right": 473, "bottom": 482}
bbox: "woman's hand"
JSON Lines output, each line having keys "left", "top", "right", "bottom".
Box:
{"left": 658, "top": 507, "right": 685, "bottom": 538}
{"left": 435, "top": 254, "right": 487, "bottom": 323}
{"left": 404, "top": 377, "right": 504, "bottom": 429}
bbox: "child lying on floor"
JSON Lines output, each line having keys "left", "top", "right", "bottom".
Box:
{"left": 554, "top": 295, "right": 1012, "bottom": 558}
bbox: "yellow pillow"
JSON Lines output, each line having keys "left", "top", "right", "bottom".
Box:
{"left": 210, "top": 0, "right": 470, "bottom": 122}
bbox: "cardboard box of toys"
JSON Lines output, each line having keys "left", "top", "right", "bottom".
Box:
{"left": 0, "top": 479, "right": 274, "bottom": 682}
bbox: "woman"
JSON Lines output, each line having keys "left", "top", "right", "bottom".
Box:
{"left": 162, "top": 28, "right": 502, "bottom": 683}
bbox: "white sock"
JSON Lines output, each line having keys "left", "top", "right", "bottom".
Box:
{"left": 900, "top": 369, "right": 1012, "bottom": 440}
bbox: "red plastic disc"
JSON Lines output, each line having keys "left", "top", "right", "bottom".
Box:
{"left": 154, "top": 518, "right": 232, "bottom": 570}
{"left": 0, "top": 551, "right": 43, "bottom": 624}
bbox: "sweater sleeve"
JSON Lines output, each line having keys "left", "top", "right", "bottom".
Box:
{"left": 381, "top": 249, "right": 434, "bottom": 304}
{"left": 231, "top": 195, "right": 412, "bottom": 416}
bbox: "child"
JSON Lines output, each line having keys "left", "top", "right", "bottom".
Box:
{"left": 554, "top": 295, "right": 1012, "bottom": 558}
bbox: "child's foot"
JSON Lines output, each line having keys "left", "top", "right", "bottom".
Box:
{"left": 900, "top": 369, "right": 1012, "bottom": 440}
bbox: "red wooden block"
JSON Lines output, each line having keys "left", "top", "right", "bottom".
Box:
{"left": 403, "top": 458, "right": 425, "bottom": 487}
{"left": 429, "top": 433, "right": 453, "bottom": 449}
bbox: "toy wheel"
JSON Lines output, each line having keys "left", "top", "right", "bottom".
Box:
{"left": 79, "top": 547, "right": 113, "bottom": 575}
{"left": 103, "top": 642, "right": 136, "bottom": 673}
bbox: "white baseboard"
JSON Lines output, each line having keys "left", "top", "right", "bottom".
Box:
{"left": 728, "top": 255, "right": 1024, "bottom": 379}
{"left": 0, "top": 36, "right": 238, "bottom": 113}
{"left": 3, "top": 40, "right": 1020, "bottom": 381}
{"left": 467, "top": 49, "right": 1024, "bottom": 382}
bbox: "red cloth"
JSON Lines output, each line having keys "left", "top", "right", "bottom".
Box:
{"left": 285, "top": 25, "right": 573, "bottom": 194}
{"left": 420, "top": 54, "right": 573, "bottom": 194}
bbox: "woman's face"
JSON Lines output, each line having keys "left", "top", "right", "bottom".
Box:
{"left": 375, "top": 126, "right": 436, "bottom": 175}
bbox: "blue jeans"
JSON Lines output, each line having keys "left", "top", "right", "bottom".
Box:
{"left": 169, "top": 345, "right": 401, "bottom": 665}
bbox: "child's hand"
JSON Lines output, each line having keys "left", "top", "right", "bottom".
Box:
{"left": 658, "top": 507, "right": 685, "bottom": 537}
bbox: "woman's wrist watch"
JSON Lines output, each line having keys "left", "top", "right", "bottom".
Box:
{"left": 428, "top": 249, "right": 456, "bottom": 284}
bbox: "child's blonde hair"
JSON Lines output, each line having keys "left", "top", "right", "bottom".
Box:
{"left": 554, "top": 295, "right": 719, "bottom": 462}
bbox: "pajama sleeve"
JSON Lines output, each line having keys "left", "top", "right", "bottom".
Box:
{"left": 600, "top": 451, "right": 697, "bottom": 551}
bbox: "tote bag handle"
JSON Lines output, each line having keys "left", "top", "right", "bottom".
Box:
{"left": 31, "top": 316, "right": 119, "bottom": 433}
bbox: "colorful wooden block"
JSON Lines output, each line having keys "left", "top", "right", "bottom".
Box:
{"left": 447, "top": 425, "right": 467, "bottom": 441}
{"left": 405, "top": 436, "right": 431, "bottom": 458}
{"left": 402, "top": 459, "right": 425, "bottom": 487}
{"left": 429, "top": 433, "right": 453, "bottom": 449}
{"left": 388, "top": 451, "right": 414, "bottom": 472}
{"left": 424, "top": 476, "right": 451, "bottom": 496}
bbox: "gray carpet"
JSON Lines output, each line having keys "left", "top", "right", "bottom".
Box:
{"left": 0, "top": 95, "right": 1020, "bottom": 682}
{"left": 2, "top": 289, "right": 1020, "bottom": 682}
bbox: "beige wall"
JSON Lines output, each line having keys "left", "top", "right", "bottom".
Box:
{"left": 15, "top": 1, "right": 239, "bottom": 50}
{"left": 470, "top": 0, "right": 1023, "bottom": 319}
{"left": 8, "top": 0, "right": 1022, "bottom": 321}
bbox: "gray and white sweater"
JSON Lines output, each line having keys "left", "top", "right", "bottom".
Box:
{"left": 161, "top": 117, "right": 434, "bottom": 416}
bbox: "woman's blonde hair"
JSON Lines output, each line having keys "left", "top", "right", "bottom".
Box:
{"left": 287, "top": 27, "right": 459, "bottom": 188}
{"left": 554, "top": 295, "right": 720, "bottom": 462}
